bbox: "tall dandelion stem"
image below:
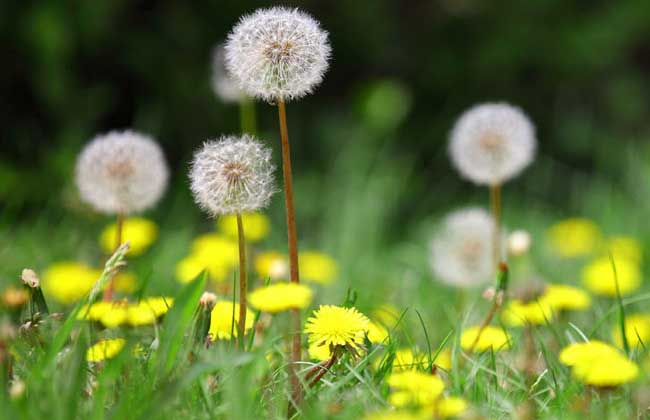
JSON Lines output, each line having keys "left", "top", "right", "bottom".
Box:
{"left": 278, "top": 98, "right": 303, "bottom": 408}
{"left": 103, "top": 212, "right": 124, "bottom": 302}
{"left": 236, "top": 213, "right": 248, "bottom": 348}
{"left": 240, "top": 97, "right": 256, "bottom": 135}
{"left": 490, "top": 184, "right": 502, "bottom": 265}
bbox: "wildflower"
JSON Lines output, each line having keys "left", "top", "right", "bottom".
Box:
{"left": 190, "top": 135, "right": 276, "bottom": 217}
{"left": 429, "top": 208, "right": 496, "bottom": 288}
{"left": 543, "top": 284, "right": 591, "bottom": 312}
{"left": 559, "top": 341, "right": 638, "bottom": 386}
{"left": 507, "top": 229, "right": 532, "bottom": 257}
{"left": 607, "top": 236, "right": 642, "bottom": 263}
{"left": 449, "top": 102, "right": 536, "bottom": 186}
{"left": 391, "top": 348, "right": 427, "bottom": 371}
{"left": 372, "top": 303, "right": 401, "bottom": 327}
{"left": 254, "top": 251, "right": 289, "bottom": 280}
{"left": 86, "top": 338, "right": 126, "bottom": 362}
{"left": 225, "top": 7, "right": 331, "bottom": 103}
{"left": 21, "top": 268, "right": 40, "bottom": 288}
{"left": 176, "top": 234, "right": 239, "bottom": 283}
{"left": 386, "top": 371, "right": 445, "bottom": 407}
{"left": 460, "top": 326, "right": 510, "bottom": 352}
{"left": 248, "top": 282, "right": 313, "bottom": 313}
{"left": 431, "top": 397, "right": 468, "bottom": 419}
{"left": 211, "top": 44, "right": 244, "bottom": 103}
{"left": 582, "top": 256, "right": 641, "bottom": 297}
{"left": 217, "top": 212, "right": 270, "bottom": 243}
{"left": 111, "top": 271, "right": 138, "bottom": 294}
{"left": 613, "top": 314, "right": 650, "bottom": 349}
{"left": 127, "top": 298, "right": 172, "bottom": 326}
{"left": 546, "top": 218, "right": 601, "bottom": 258}
{"left": 433, "top": 348, "right": 452, "bottom": 371}
{"left": 304, "top": 305, "right": 370, "bottom": 355}
{"left": 299, "top": 251, "right": 338, "bottom": 284}
{"left": 175, "top": 254, "right": 230, "bottom": 284}
{"left": 502, "top": 297, "right": 554, "bottom": 327}
{"left": 78, "top": 297, "right": 172, "bottom": 328}
{"left": 308, "top": 342, "right": 333, "bottom": 361}
{"left": 75, "top": 130, "right": 168, "bottom": 215}
{"left": 363, "top": 410, "right": 423, "bottom": 420}
{"left": 367, "top": 320, "right": 389, "bottom": 344}
{"left": 42, "top": 262, "right": 99, "bottom": 304}
{"left": 99, "top": 217, "right": 158, "bottom": 256}
{"left": 209, "top": 301, "right": 254, "bottom": 340}
{"left": 1, "top": 287, "right": 29, "bottom": 309}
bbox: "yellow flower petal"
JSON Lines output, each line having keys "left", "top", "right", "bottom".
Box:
{"left": 546, "top": 218, "right": 601, "bottom": 258}
{"left": 613, "top": 314, "right": 650, "bottom": 349}
{"left": 304, "top": 305, "right": 369, "bottom": 350}
{"left": 100, "top": 218, "right": 158, "bottom": 256}
{"left": 543, "top": 284, "right": 591, "bottom": 312}
{"left": 42, "top": 262, "right": 100, "bottom": 304}
{"left": 460, "top": 326, "right": 510, "bottom": 352}
{"left": 248, "top": 282, "right": 313, "bottom": 313}
{"left": 299, "top": 251, "right": 338, "bottom": 285}
{"left": 503, "top": 298, "right": 554, "bottom": 327}
{"left": 254, "top": 251, "right": 289, "bottom": 281}
{"left": 209, "top": 301, "right": 254, "bottom": 340}
{"left": 86, "top": 338, "right": 126, "bottom": 362}
{"left": 216, "top": 212, "right": 270, "bottom": 243}
{"left": 606, "top": 236, "right": 642, "bottom": 264}
{"left": 582, "top": 257, "right": 641, "bottom": 297}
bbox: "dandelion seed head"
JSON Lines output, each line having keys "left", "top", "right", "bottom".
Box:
{"left": 225, "top": 7, "right": 331, "bottom": 102}
{"left": 211, "top": 44, "right": 244, "bottom": 103}
{"left": 449, "top": 102, "right": 536, "bottom": 185}
{"left": 189, "top": 134, "right": 276, "bottom": 217}
{"left": 75, "top": 130, "right": 169, "bottom": 215}
{"left": 429, "top": 207, "right": 496, "bottom": 288}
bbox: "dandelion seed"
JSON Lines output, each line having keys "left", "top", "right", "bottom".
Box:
{"left": 190, "top": 135, "right": 276, "bottom": 217}
{"left": 225, "top": 7, "right": 331, "bottom": 103}
{"left": 449, "top": 102, "right": 536, "bottom": 186}
{"left": 75, "top": 130, "right": 168, "bottom": 215}
{"left": 429, "top": 208, "right": 496, "bottom": 288}
{"left": 211, "top": 44, "right": 245, "bottom": 103}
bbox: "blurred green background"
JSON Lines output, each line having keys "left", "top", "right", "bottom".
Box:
{"left": 3, "top": 0, "right": 650, "bottom": 307}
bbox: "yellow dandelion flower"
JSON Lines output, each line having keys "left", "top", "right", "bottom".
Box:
{"left": 364, "top": 410, "right": 424, "bottom": 420}
{"left": 191, "top": 234, "right": 239, "bottom": 265}
{"left": 391, "top": 348, "right": 426, "bottom": 371}
{"left": 582, "top": 257, "right": 641, "bottom": 297}
{"left": 572, "top": 353, "right": 638, "bottom": 386}
{"left": 42, "top": 262, "right": 100, "bottom": 304}
{"left": 433, "top": 348, "right": 451, "bottom": 371}
{"left": 99, "top": 305, "right": 129, "bottom": 328}
{"left": 216, "top": 212, "right": 270, "bottom": 243}
{"left": 460, "top": 326, "right": 510, "bottom": 352}
{"left": 367, "top": 320, "right": 389, "bottom": 344}
{"left": 308, "top": 341, "right": 333, "bottom": 361}
{"left": 613, "top": 314, "right": 650, "bottom": 348}
{"left": 127, "top": 302, "right": 160, "bottom": 326}
{"left": 209, "top": 301, "right": 254, "bottom": 340}
{"left": 175, "top": 254, "right": 231, "bottom": 284}
{"left": 254, "top": 251, "right": 288, "bottom": 281}
{"left": 387, "top": 371, "right": 444, "bottom": 407}
{"left": 502, "top": 298, "right": 554, "bottom": 327}
{"left": 141, "top": 296, "right": 173, "bottom": 316}
{"left": 1, "top": 287, "right": 29, "bottom": 309}
{"left": 558, "top": 340, "right": 620, "bottom": 366}
{"left": 304, "top": 305, "right": 369, "bottom": 353}
{"left": 546, "top": 218, "right": 601, "bottom": 258}
{"left": 248, "top": 282, "right": 313, "bottom": 313}
{"left": 299, "top": 251, "right": 338, "bottom": 284}
{"left": 606, "top": 236, "right": 642, "bottom": 263}
{"left": 86, "top": 338, "right": 126, "bottom": 362}
{"left": 431, "top": 397, "right": 468, "bottom": 419}
{"left": 543, "top": 284, "right": 591, "bottom": 312}
{"left": 100, "top": 217, "right": 158, "bottom": 256}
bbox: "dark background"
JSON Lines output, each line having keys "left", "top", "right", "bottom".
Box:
{"left": 3, "top": 0, "right": 650, "bottom": 231}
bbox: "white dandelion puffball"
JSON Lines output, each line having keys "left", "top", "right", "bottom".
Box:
{"left": 430, "top": 207, "right": 496, "bottom": 288}
{"left": 76, "top": 130, "right": 169, "bottom": 215}
{"left": 449, "top": 102, "right": 536, "bottom": 186}
{"left": 225, "top": 7, "right": 331, "bottom": 102}
{"left": 211, "top": 44, "right": 244, "bottom": 103}
{"left": 190, "top": 134, "right": 276, "bottom": 217}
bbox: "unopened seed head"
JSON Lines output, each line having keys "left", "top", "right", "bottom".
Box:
{"left": 199, "top": 292, "right": 217, "bottom": 308}
{"left": 189, "top": 134, "right": 276, "bottom": 217}
{"left": 449, "top": 102, "right": 536, "bottom": 186}
{"left": 21, "top": 268, "right": 40, "bottom": 288}
{"left": 75, "top": 130, "right": 169, "bottom": 215}
{"left": 225, "top": 7, "right": 331, "bottom": 103}
{"left": 430, "top": 207, "right": 496, "bottom": 288}
{"left": 508, "top": 229, "right": 532, "bottom": 257}
{"left": 211, "top": 44, "right": 244, "bottom": 103}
